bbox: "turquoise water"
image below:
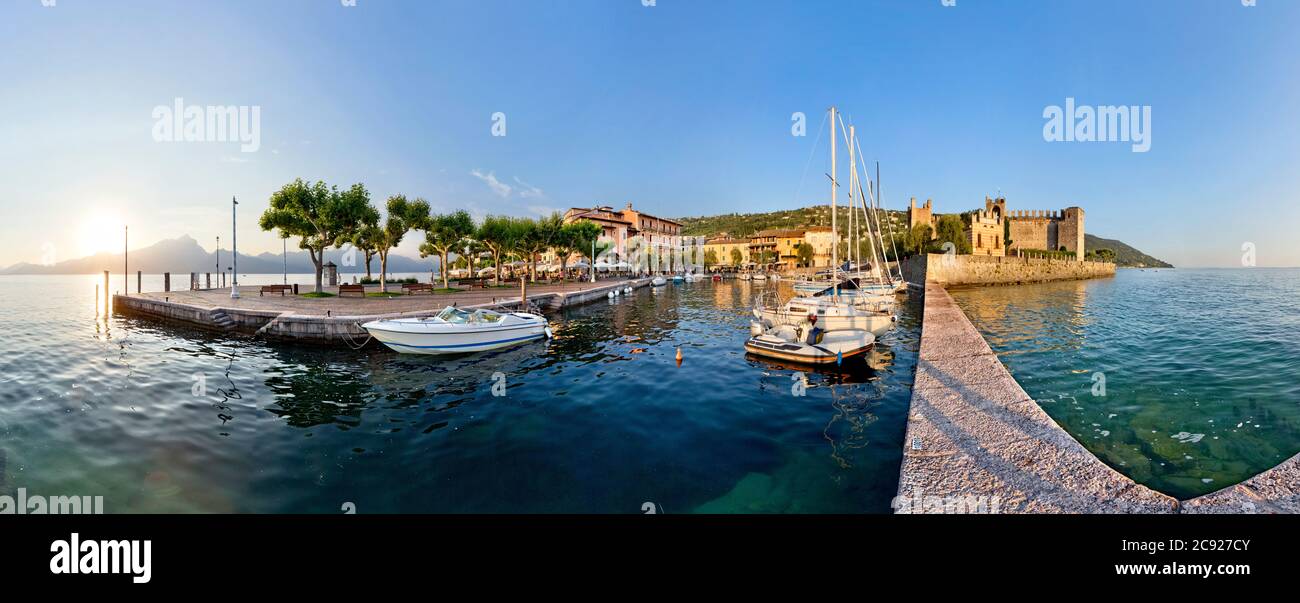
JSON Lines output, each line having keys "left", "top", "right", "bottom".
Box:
{"left": 0, "top": 275, "right": 919, "bottom": 513}
{"left": 949, "top": 268, "right": 1300, "bottom": 499}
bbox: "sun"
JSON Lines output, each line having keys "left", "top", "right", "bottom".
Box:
{"left": 75, "top": 208, "right": 126, "bottom": 257}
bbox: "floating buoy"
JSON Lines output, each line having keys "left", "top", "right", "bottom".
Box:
{"left": 836, "top": 350, "right": 843, "bottom": 366}
{"left": 608, "top": 291, "right": 615, "bottom": 298}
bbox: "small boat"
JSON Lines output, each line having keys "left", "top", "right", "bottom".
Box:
{"left": 671, "top": 274, "right": 685, "bottom": 282}
{"left": 711, "top": 274, "right": 722, "bottom": 282}
{"left": 751, "top": 273, "right": 768, "bottom": 281}
{"left": 651, "top": 277, "right": 667, "bottom": 286}
{"left": 362, "top": 306, "right": 550, "bottom": 355}
{"left": 754, "top": 296, "right": 895, "bottom": 337}
{"left": 744, "top": 322, "right": 874, "bottom": 365}
{"left": 738, "top": 273, "right": 752, "bottom": 281}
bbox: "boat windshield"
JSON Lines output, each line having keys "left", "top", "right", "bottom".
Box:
{"left": 436, "top": 307, "right": 473, "bottom": 323}
{"left": 471, "top": 310, "right": 503, "bottom": 323}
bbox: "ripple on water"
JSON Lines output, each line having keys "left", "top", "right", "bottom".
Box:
{"left": 950, "top": 268, "right": 1300, "bottom": 499}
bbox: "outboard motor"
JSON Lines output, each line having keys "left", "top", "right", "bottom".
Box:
{"left": 749, "top": 321, "right": 766, "bottom": 337}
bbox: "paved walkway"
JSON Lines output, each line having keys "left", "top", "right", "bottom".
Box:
{"left": 895, "top": 282, "right": 1179, "bottom": 513}
{"left": 126, "top": 280, "right": 636, "bottom": 316}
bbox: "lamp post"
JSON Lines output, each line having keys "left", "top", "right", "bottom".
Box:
{"left": 230, "top": 196, "right": 240, "bottom": 299}
{"left": 216, "top": 236, "right": 221, "bottom": 288}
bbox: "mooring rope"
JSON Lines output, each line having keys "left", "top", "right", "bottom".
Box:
{"left": 339, "top": 322, "right": 374, "bottom": 351}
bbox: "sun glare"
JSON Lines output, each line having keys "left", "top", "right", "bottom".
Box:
{"left": 76, "top": 208, "right": 126, "bottom": 257}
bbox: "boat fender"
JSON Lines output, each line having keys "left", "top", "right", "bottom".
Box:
{"left": 544, "top": 327, "right": 553, "bottom": 339}
{"left": 750, "top": 321, "right": 765, "bottom": 337}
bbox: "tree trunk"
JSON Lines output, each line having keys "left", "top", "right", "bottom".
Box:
{"left": 310, "top": 248, "right": 323, "bottom": 293}
{"left": 379, "top": 251, "right": 389, "bottom": 294}
{"left": 441, "top": 250, "right": 450, "bottom": 290}
{"left": 520, "top": 273, "right": 527, "bottom": 308}
{"left": 364, "top": 252, "right": 374, "bottom": 280}
{"left": 493, "top": 251, "right": 501, "bottom": 286}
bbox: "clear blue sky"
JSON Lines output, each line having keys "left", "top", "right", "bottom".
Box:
{"left": 2, "top": 0, "right": 1297, "bottom": 267}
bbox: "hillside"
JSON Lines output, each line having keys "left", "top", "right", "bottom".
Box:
{"left": 1084, "top": 234, "right": 1173, "bottom": 268}
{"left": 0, "top": 235, "right": 436, "bottom": 275}
{"left": 677, "top": 205, "right": 906, "bottom": 238}
{"left": 676, "top": 205, "right": 1171, "bottom": 268}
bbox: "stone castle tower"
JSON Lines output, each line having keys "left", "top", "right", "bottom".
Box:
{"left": 907, "top": 197, "right": 935, "bottom": 236}
{"left": 1006, "top": 207, "right": 1085, "bottom": 256}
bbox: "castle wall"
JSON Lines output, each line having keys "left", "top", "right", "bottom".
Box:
{"left": 902, "top": 253, "right": 1114, "bottom": 287}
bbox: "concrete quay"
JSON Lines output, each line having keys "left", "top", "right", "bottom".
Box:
{"left": 112, "top": 278, "right": 649, "bottom": 346}
{"left": 897, "top": 281, "right": 1300, "bottom": 513}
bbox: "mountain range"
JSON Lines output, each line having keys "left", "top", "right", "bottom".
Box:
{"left": 0, "top": 235, "right": 437, "bottom": 275}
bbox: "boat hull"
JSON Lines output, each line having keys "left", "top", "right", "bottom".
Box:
{"left": 363, "top": 321, "right": 548, "bottom": 355}
{"left": 757, "top": 307, "right": 895, "bottom": 337}
{"left": 744, "top": 329, "right": 874, "bottom": 365}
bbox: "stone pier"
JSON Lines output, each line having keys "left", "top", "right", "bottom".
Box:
{"left": 898, "top": 281, "right": 1300, "bottom": 513}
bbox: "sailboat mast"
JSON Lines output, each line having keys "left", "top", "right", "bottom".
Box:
{"left": 848, "top": 124, "right": 856, "bottom": 275}
{"left": 830, "top": 106, "right": 838, "bottom": 295}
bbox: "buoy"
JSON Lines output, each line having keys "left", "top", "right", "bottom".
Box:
{"left": 836, "top": 350, "right": 843, "bottom": 366}
{"left": 675, "top": 347, "right": 683, "bottom": 366}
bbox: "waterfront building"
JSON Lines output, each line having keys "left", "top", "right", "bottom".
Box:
{"left": 703, "top": 236, "right": 751, "bottom": 268}
{"left": 561, "top": 202, "right": 684, "bottom": 268}
{"left": 748, "top": 229, "right": 808, "bottom": 270}
{"left": 802, "top": 226, "right": 835, "bottom": 267}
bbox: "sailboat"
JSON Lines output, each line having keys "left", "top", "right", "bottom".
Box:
{"left": 746, "top": 106, "right": 876, "bottom": 364}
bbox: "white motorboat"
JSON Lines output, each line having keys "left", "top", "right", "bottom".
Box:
{"left": 361, "top": 306, "right": 551, "bottom": 355}
{"left": 671, "top": 274, "right": 685, "bottom": 282}
{"left": 751, "top": 273, "right": 768, "bottom": 281}
{"left": 651, "top": 276, "right": 667, "bottom": 286}
{"left": 738, "top": 273, "right": 752, "bottom": 281}
{"left": 744, "top": 322, "right": 874, "bottom": 365}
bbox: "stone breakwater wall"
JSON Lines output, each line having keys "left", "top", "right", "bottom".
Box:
{"left": 899, "top": 282, "right": 1300, "bottom": 513}
{"left": 902, "top": 254, "right": 1114, "bottom": 287}
{"left": 113, "top": 279, "right": 649, "bottom": 346}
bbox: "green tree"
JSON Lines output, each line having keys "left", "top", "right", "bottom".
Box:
{"left": 567, "top": 220, "right": 604, "bottom": 270}
{"left": 907, "top": 223, "right": 932, "bottom": 256}
{"left": 476, "top": 215, "right": 514, "bottom": 286}
{"left": 525, "top": 213, "right": 565, "bottom": 282}
{"left": 362, "top": 195, "right": 430, "bottom": 293}
{"left": 419, "top": 210, "right": 476, "bottom": 290}
{"left": 352, "top": 225, "right": 380, "bottom": 280}
{"left": 704, "top": 249, "right": 718, "bottom": 268}
{"left": 730, "top": 247, "right": 743, "bottom": 267}
{"left": 554, "top": 221, "right": 594, "bottom": 277}
{"left": 259, "top": 179, "right": 375, "bottom": 293}
{"left": 933, "top": 215, "right": 971, "bottom": 255}
{"left": 796, "top": 242, "right": 814, "bottom": 267}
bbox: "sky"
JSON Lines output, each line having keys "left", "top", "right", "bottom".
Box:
{"left": 1, "top": 0, "right": 1297, "bottom": 268}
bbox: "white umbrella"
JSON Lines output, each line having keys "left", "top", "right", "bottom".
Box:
{"left": 571, "top": 261, "right": 590, "bottom": 268}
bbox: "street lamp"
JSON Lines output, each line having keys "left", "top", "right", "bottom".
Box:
{"left": 230, "top": 196, "right": 240, "bottom": 299}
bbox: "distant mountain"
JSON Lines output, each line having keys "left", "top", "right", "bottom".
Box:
{"left": 676, "top": 205, "right": 1171, "bottom": 268}
{"left": 1085, "top": 234, "right": 1173, "bottom": 268}
{"left": 0, "top": 235, "right": 437, "bottom": 275}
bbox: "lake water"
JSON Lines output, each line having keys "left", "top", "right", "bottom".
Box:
{"left": 0, "top": 274, "right": 920, "bottom": 513}
{"left": 949, "top": 268, "right": 1300, "bottom": 500}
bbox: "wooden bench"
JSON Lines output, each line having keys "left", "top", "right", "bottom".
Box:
{"left": 338, "top": 284, "right": 366, "bottom": 297}
{"left": 402, "top": 282, "right": 434, "bottom": 295}
{"left": 259, "top": 285, "right": 293, "bottom": 296}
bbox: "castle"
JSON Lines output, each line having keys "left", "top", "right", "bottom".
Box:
{"left": 907, "top": 197, "right": 1085, "bottom": 258}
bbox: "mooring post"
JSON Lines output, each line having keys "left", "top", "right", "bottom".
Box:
{"left": 190, "top": 272, "right": 197, "bottom": 290}
{"left": 206, "top": 273, "right": 211, "bottom": 289}
{"left": 137, "top": 271, "right": 142, "bottom": 293}
{"left": 164, "top": 272, "right": 171, "bottom": 292}
{"left": 102, "top": 270, "right": 109, "bottom": 314}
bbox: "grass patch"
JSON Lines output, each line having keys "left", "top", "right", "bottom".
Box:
{"left": 300, "top": 292, "right": 336, "bottom": 298}
{"left": 365, "top": 292, "right": 405, "bottom": 298}
{"left": 433, "top": 288, "right": 462, "bottom": 294}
